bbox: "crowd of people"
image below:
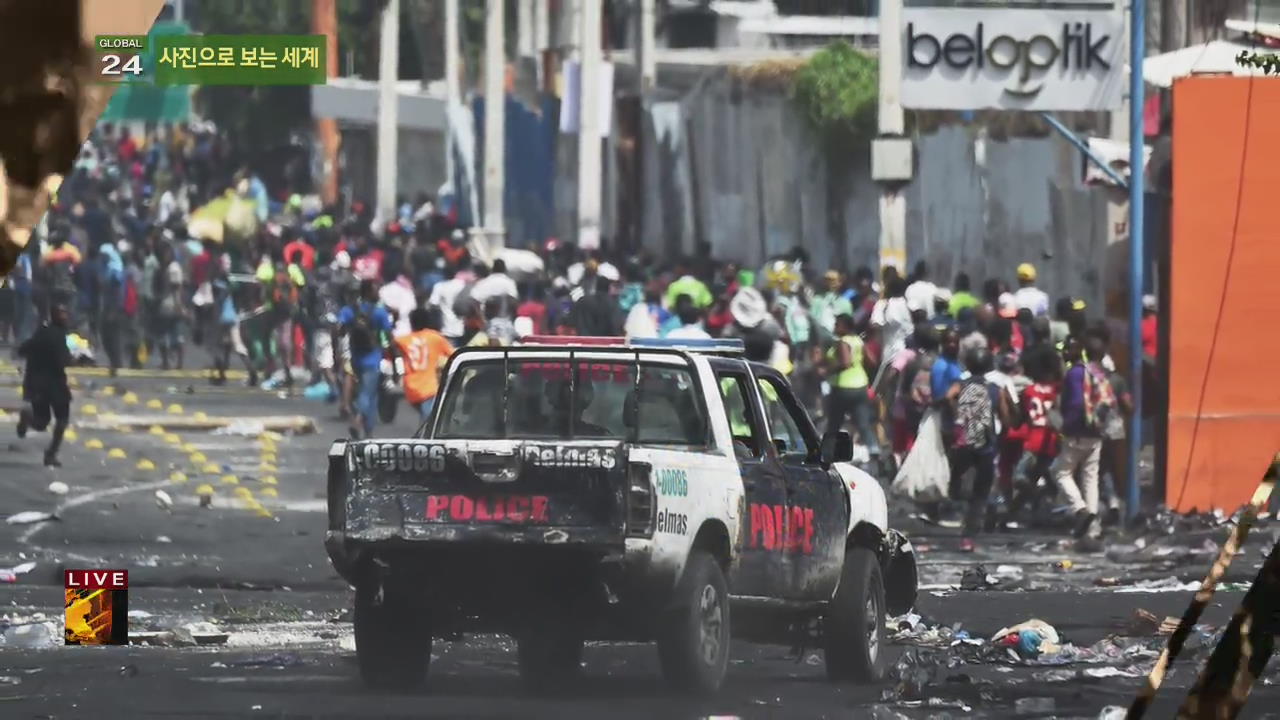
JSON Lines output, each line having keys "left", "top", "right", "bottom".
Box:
{"left": 0, "top": 121, "right": 1160, "bottom": 544}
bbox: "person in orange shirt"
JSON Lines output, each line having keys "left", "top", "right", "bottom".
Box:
{"left": 395, "top": 307, "right": 454, "bottom": 421}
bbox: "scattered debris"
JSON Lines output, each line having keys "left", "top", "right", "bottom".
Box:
{"left": 46, "top": 481, "right": 69, "bottom": 496}
{"left": 2, "top": 620, "right": 59, "bottom": 649}
{"left": 1128, "top": 608, "right": 1180, "bottom": 636}
{"left": 5, "top": 511, "right": 57, "bottom": 526}
{"left": 171, "top": 622, "right": 229, "bottom": 646}
{"left": 1114, "top": 576, "right": 1201, "bottom": 593}
{"left": 0, "top": 562, "right": 37, "bottom": 583}
{"left": 228, "top": 651, "right": 307, "bottom": 668}
{"left": 154, "top": 490, "right": 174, "bottom": 511}
{"left": 959, "top": 565, "right": 996, "bottom": 591}
{"left": 212, "top": 420, "right": 267, "bottom": 437}
{"left": 1015, "top": 697, "right": 1055, "bottom": 715}
{"left": 119, "top": 664, "right": 139, "bottom": 678}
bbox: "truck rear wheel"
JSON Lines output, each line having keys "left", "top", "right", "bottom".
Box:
{"left": 354, "top": 581, "right": 432, "bottom": 690}
{"left": 517, "top": 625, "right": 584, "bottom": 692}
{"left": 823, "top": 547, "right": 886, "bottom": 683}
{"left": 656, "top": 550, "right": 730, "bottom": 696}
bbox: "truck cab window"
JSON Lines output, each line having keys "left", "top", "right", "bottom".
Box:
{"left": 718, "top": 373, "right": 765, "bottom": 458}
{"left": 757, "top": 375, "right": 815, "bottom": 460}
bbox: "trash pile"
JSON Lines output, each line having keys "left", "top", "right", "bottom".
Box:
{"left": 0, "top": 613, "right": 61, "bottom": 649}
{"left": 127, "top": 613, "right": 229, "bottom": 647}
{"left": 883, "top": 612, "right": 1235, "bottom": 713}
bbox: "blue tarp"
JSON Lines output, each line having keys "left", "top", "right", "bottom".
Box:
{"left": 473, "top": 94, "right": 559, "bottom": 248}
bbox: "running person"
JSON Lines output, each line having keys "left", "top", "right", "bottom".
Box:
{"left": 17, "top": 305, "right": 74, "bottom": 467}
{"left": 337, "top": 280, "right": 395, "bottom": 439}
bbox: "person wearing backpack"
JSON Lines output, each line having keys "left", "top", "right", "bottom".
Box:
{"left": 1052, "top": 330, "right": 1116, "bottom": 540}
{"left": 944, "top": 347, "right": 1006, "bottom": 550}
{"left": 337, "top": 279, "right": 395, "bottom": 439}
{"left": 890, "top": 323, "right": 938, "bottom": 461}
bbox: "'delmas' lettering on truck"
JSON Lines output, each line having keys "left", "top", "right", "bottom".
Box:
{"left": 747, "top": 503, "right": 815, "bottom": 554}
{"left": 425, "top": 495, "right": 550, "bottom": 523}
{"left": 906, "top": 21, "right": 1112, "bottom": 98}
{"left": 520, "top": 446, "right": 617, "bottom": 470}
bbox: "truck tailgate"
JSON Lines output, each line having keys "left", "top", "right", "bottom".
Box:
{"left": 339, "top": 439, "right": 629, "bottom": 545}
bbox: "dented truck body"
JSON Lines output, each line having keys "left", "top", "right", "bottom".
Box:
{"left": 325, "top": 342, "right": 918, "bottom": 690}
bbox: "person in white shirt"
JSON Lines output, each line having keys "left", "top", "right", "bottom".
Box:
{"left": 379, "top": 273, "right": 418, "bottom": 338}
{"left": 871, "top": 276, "right": 914, "bottom": 375}
{"left": 904, "top": 261, "right": 938, "bottom": 320}
{"left": 469, "top": 259, "right": 519, "bottom": 304}
{"left": 1013, "top": 263, "right": 1050, "bottom": 317}
{"left": 427, "top": 267, "right": 468, "bottom": 342}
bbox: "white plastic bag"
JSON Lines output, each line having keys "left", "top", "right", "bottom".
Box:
{"left": 891, "top": 408, "right": 951, "bottom": 503}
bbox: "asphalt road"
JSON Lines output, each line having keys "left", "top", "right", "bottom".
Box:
{"left": 0, "top": 358, "right": 1278, "bottom": 718}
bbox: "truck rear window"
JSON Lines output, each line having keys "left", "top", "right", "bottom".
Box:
{"left": 433, "top": 359, "right": 709, "bottom": 446}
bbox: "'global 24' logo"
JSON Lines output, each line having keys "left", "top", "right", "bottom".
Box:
{"left": 907, "top": 21, "right": 1113, "bottom": 99}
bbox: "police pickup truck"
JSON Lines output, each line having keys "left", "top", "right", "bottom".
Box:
{"left": 325, "top": 337, "right": 918, "bottom": 694}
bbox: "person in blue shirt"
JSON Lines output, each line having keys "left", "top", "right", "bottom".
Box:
{"left": 337, "top": 280, "right": 395, "bottom": 439}
{"left": 930, "top": 329, "right": 964, "bottom": 403}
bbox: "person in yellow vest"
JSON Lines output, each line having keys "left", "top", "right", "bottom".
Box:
{"left": 824, "top": 313, "right": 878, "bottom": 462}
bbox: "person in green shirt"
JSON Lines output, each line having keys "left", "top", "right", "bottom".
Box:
{"left": 948, "top": 272, "right": 981, "bottom": 317}
{"left": 664, "top": 260, "right": 713, "bottom": 310}
{"left": 824, "top": 313, "right": 878, "bottom": 462}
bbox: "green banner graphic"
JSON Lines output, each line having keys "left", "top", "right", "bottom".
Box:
{"left": 154, "top": 34, "right": 326, "bottom": 86}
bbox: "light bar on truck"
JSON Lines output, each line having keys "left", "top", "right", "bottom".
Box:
{"left": 627, "top": 337, "right": 745, "bottom": 355}
{"left": 517, "top": 335, "right": 744, "bottom": 356}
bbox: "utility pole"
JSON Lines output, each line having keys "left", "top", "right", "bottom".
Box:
{"left": 577, "top": 0, "right": 603, "bottom": 250}
{"left": 444, "top": 0, "right": 459, "bottom": 193}
{"left": 637, "top": 0, "right": 656, "bottom": 93}
{"left": 1126, "top": 0, "right": 1147, "bottom": 521}
{"left": 876, "top": 0, "right": 906, "bottom": 274}
{"left": 312, "top": 0, "right": 340, "bottom": 205}
{"left": 482, "top": 0, "right": 506, "bottom": 252}
{"left": 376, "top": 0, "right": 400, "bottom": 225}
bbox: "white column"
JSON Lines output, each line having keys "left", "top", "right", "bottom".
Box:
{"left": 638, "top": 0, "right": 656, "bottom": 93}
{"left": 577, "top": 0, "right": 603, "bottom": 250}
{"left": 376, "top": 0, "right": 400, "bottom": 225}
{"left": 876, "top": 0, "right": 906, "bottom": 273}
{"left": 444, "top": 0, "right": 460, "bottom": 190}
{"left": 482, "top": 0, "right": 506, "bottom": 250}
{"left": 517, "top": 0, "right": 534, "bottom": 58}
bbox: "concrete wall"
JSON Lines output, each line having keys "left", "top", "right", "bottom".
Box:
{"left": 338, "top": 125, "right": 445, "bottom": 210}
{"left": 640, "top": 70, "right": 1115, "bottom": 310}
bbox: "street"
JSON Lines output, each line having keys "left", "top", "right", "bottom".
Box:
{"left": 1, "top": 361, "right": 1278, "bottom": 719}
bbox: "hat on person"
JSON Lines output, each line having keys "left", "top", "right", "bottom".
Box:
{"left": 333, "top": 251, "right": 351, "bottom": 270}
{"left": 1016, "top": 263, "right": 1037, "bottom": 282}
{"left": 934, "top": 287, "right": 953, "bottom": 304}
{"left": 1072, "top": 298, "right": 1087, "bottom": 311}
{"left": 997, "top": 292, "right": 1018, "bottom": 318}
{"left": 729, "top": 287, "right": 769, "bottom": 328}
{"left": 1142, "top": 294, "right": 1157, "bottom": 312}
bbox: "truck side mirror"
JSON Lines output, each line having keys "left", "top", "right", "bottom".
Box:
{"left": 821, "top": 431, "right": 854, "bottom": 465}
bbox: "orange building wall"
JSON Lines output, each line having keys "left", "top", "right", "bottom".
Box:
{"left": 1167, "top": 77, "right": 1280, "bottom": 512}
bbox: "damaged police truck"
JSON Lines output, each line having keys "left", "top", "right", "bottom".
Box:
{"left": 326, "top": 337, "right": 918, "bottom": 695}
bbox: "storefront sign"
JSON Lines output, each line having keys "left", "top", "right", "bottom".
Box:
{"left": 902, "top": 8, "right": 1125, "bottom": 111}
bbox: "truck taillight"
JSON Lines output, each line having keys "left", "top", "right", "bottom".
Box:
{"left": 626, "top": 462, "right": 656, "bottom": 538}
